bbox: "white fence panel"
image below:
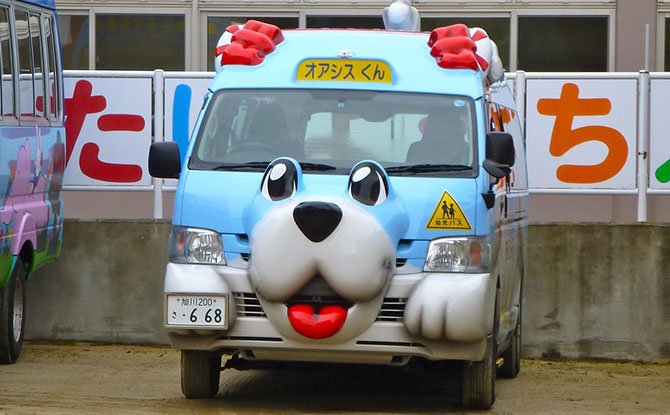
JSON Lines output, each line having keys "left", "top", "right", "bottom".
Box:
{"left": 58, "top": 70, "right": 670, "bottom": 220}
{"left": 525, "top": 77, "right": 638, "bottom": 190}
{"left": 63, "top": 72, "right": 154, "bottom": 189}
{"left": 650, "top": 77, "right": 670, "bottom": 190}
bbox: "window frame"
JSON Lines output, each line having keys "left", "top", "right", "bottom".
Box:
{"left": 43, "top": 12, "right": 62, "bottom": 123}
{"left": 56, "top": 11, "right": 91, "bottom": 70}
{"left": 29, "top": 10, "right": 48, "bottom": 124}
{"left": 511, "top": 8, "right": 615, "bottom": 72}
{"left": 59, "top": 7, "right": 191, "bottom": 70}
{"left": 13, "top": 7, "right": 37, "bottom": 123}
{"left": 0, "top": 4, "right": 16, "bottom": 124}
{"left": 656, "top": 12, "right": 670, "bottom": 71}
{"left": 57, "top": 4, "right": 617, "bottom": 72}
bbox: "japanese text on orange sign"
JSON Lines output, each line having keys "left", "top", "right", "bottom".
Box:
{"left": 297, "top": 60, "right": 392, "bottom": 83}
{"left": 537, "top": 83, "right": 628, "bottom": 184}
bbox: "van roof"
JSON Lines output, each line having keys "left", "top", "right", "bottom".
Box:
{"left": 211, "top": 29, "right": 486, "bottom": 99}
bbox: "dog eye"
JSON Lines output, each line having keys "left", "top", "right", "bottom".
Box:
{"left": 348, "top": 162, "right": 388, "bottom": 206}
{"left": 261, "top": 159, "right": 297, "bottom": 201}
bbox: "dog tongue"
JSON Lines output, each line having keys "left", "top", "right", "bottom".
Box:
{"left": 287, "top": 304, "right": 347, "bottom": 339}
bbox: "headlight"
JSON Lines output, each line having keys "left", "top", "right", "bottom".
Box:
{"left": 423, "top": 236, "right": 490, "bottom": 273}
{"left": 169, "top": 226, "right": 225, "bottom": 265}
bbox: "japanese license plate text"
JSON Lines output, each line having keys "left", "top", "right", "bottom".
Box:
{"left": 166, "top": 295, "right": 227, "bottom": 328}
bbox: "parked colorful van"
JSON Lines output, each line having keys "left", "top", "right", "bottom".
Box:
{"left": 150, "top": 16, "right": 528, "bottom": 408}
{"left": 0, "top": 0, "right": 65, "bottom": 364}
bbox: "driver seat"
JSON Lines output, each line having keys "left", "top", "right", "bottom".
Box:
{"left": 246, "top": 103, "right": 304, "bottom": 158}
{"left": 406, "top": 112, "right": 467, "bottom": 164}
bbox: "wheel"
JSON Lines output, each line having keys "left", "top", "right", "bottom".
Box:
{"left": 0, "top": 259, "right": 28, "bottom": 364}
{"left": 461, "top": 334, "right": 496, "bottom": 409}
{"left": 498, "top": 300, "right": 522, "bottom": 378}
{"left": 181, "top": 350, "right": 222, "bottom": 398}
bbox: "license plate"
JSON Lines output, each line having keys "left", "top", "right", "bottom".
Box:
{"left": 296, "top": 59, "right": 392, "bottom": 83}
{"left": 166, "top": 295, "right": 227, "bottom": 329}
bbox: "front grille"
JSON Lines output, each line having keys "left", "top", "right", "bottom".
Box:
{"left": 232, "top": 292, "right": 266, "bottom": 317}
{"left": 395, "top": 258, "right": 407, "bottom": 267}
{"left": 356, "top": 340, "right": 424, "bottom": 348}
{"left": 232, "top": 292, "right": 407, "bottom": 322}
{"left": 376, "top": 297, "right": 407, "bottom": 321}
{"left": 286, "top": 295, "right": 351, "bottom": 308}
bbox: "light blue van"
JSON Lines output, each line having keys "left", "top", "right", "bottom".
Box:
{"left": 150, "top": 19, "right": 528, "bottom": 409}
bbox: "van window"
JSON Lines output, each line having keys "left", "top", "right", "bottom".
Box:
{"left": 0, "top": 7, "right": 14, "bottom": 119}
{"left": 15, "top": 9, "right": 33, "bottom": 119}
{"left": 44, "top": 14, "right": 60, "bottom": 119}
{"left": 191, "top": 89, "right": 477, "bottom": 176}
{"left": 30, "top": 13, "right": 45, "bottom": 118}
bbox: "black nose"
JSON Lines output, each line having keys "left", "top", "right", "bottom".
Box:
{"left": 293, "top": 202, "right": 343, "bottom": 243}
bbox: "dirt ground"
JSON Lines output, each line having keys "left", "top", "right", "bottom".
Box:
{"left": 0, "top": 343, "right": 668, "bottom": 415}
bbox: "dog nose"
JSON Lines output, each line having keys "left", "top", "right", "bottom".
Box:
{"left": 293, "top": 202, "right": 343, "bottom": 243}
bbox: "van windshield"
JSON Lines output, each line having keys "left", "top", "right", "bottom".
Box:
{"left": 190, "top": 89, "right": 477, "bottom": 176}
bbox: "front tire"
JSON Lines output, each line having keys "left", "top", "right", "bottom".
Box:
{"left": 0, "top": 259, "right": 28, "bottom": 364}
{"left": 498, "top": 300, "right": 522, "bottom": 378}
{"left": 461, "top": 334, "right": 496, "bottom": 409}
{"left": 181, "top": 350, "right": 222, "bottom": 398}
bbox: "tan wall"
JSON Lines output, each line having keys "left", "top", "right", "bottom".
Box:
{"left": 24, "top": 220, "right": 670, "bottom": 361}
{"left": 615, "top": 0, "right": 657, "bottom": 71}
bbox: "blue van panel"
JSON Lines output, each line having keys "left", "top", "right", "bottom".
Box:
{"left": 212, "top": 30, "right": 485, "bottom": 99}
{"left": 179, "top": 169, "right": 480, "bottom": 256}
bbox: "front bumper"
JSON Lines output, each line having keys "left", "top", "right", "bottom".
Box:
{"left": 164, "top": 262, "right": 495, "bottom": 363}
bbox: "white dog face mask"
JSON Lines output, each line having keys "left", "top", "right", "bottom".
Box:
{"left": 245, "top": 158, "right": 409, "bottom": 342}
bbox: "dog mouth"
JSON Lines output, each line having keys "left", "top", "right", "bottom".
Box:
{"left": 284, "top": 276, "right": 353, "bottom": 339}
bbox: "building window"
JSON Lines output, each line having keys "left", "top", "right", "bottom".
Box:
{"left": 96, "top": 14, "right": 185, "bottom": 70}
{"left": 305, "top": 16, "right": 384, "bottom": 29}
{"left": 58, "top": 14, "right": 89, "bottom": 70}
{"left": 665, "top": 17, "right": 670, "bottom": 70}
{"left": 422, "top": 17, "right": 510, "bottom": 71}
{"left": 517, "top": 16, "right": 608, "bottom": 71}
{"left": 207, "top": 16, "right": 298, "bottom": 71}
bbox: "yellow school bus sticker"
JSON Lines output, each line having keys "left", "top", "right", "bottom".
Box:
{"left": 296, "top": 59, "right": 392, "bottom": 83}
{"left": 426, "top": 191, "right": 472, "bottom": 231}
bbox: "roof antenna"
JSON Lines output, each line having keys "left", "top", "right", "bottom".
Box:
{"left": 382, "top": 0, "right": 420, "bottom": 32}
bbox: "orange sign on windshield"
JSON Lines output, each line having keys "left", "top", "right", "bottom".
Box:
{"left": 297, "top": 59, "right": 392, "bottom": 83}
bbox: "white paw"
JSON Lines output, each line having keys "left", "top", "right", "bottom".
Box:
{"left": 403, "top": 276, "right": 451, "bottom": 339}
{"left": 403, "top": 274, "right": 493, "bottom": 341}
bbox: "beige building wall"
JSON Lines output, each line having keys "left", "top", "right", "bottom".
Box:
{"left": 615, "top": 0, "right": 657, "bottom": 71}
{"left": 58, "top": 0, "right": 670, "bottom": 223}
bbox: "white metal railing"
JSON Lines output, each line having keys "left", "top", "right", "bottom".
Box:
{"left": 58, "top": 69, "right": 670, "bottom": 221}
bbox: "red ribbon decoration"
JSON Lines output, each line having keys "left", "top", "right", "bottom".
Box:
{"left": 216, "top": 20, "right": 285, "bottom": 67}
{"left": 428, "top": 23, "right": 479, "bottom": 71}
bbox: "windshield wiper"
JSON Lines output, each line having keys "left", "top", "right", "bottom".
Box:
{"left": 299, "top": 162, "right": 337, "bottom": 171}
{"left": 384, "top": 164, "right": 473, "bottom": 174}
{"left": 211, "top": 161, "right": 337, "bottom": 172}
{"left": 212, "top": 161, "right": 270, "bottom": 170}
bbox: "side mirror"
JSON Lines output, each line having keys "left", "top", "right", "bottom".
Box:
{"left": 149, "top": 141, "right": 181, "bottom": 179}
{"left": 482, "top": 159, "right": 510, "bottom": 179}
{"left": 485, "top": 132, "right": 515, "bottom": 168}
{"left": 481, "top": 132, "right": 515, "bottom": 210}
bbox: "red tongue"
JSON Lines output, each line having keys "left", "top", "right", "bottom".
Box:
{"left": 287, "top": 304, "right": 347, "bottom": 339}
